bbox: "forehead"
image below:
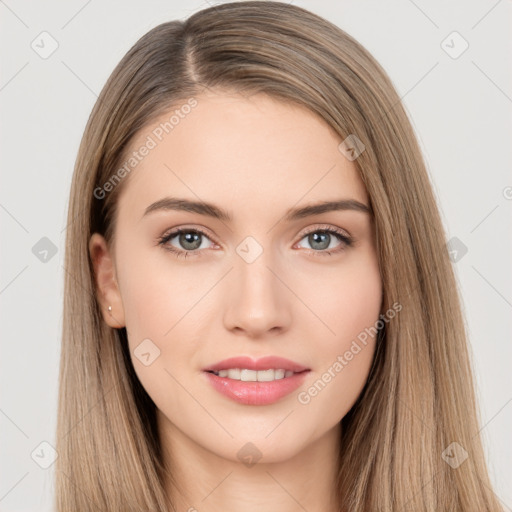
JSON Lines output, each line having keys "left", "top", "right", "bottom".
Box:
{"left": 116, "top": 91, "right": 368, "bottom": 223}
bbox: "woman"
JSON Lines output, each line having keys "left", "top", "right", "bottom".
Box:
{"left": 56, "top": 2, "right": 503, "bottom": 510}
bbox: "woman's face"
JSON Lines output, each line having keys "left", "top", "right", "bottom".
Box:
{"left": 90, "top": 90, "right": 382, "bottom": 464}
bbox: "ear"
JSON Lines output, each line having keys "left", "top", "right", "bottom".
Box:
{"left": 89, "top": 233, "right": 125, "bottom": 328}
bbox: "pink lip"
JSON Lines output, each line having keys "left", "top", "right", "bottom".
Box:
{"left": 203, "top": 356, "right": 309, "bottom": 373}
{"left": 202, "top": 356, "right": 310, "bottom": 405}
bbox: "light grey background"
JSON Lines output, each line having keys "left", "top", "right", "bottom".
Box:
{"left": 1, "top": 1, "right": 511, "bottom": 510}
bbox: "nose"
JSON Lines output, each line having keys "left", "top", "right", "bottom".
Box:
{"left": 222, "top": 247, "right": 292, "bottom": 339}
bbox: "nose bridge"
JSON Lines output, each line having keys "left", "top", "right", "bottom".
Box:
{"left": 223, "top": 235, "right": 291, "bottom": 335}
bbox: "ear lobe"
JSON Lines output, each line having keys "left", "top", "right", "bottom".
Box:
{"left": 89, "top": 233, "right": 126, "bottom": 328}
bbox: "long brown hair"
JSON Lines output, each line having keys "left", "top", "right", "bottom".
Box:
{"left": 56, "top": 2, "right": 503, "bottom": 510}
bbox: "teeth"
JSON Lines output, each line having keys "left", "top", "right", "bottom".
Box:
{"left": 218, "top": 368, "right": 239, "bottom": 379}
{"left": 241, "top": 369, "right": 258, "bottom": 381}
{"left": 212, "top": 368, "right": 295, "bottom": 381}
{"left": 274, "top": 369, "right": 285, "bottom": 379}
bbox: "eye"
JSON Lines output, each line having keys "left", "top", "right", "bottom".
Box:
{"left": 157, "top": 225, "right": 353, "bottom": 259}
{"left": 295, "top": 226, "right": 353, "bottom": 257}
{"left": 157, "top": 227, "right": 217, "bottom": 259}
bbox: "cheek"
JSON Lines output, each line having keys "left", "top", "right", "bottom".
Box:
{"left": 328, "top": 252, "right": 382, "bottom": 372}
{"left": 117, "top": 264, "right": 196, "bottom": 417}
{"left": 300, "top": 248, "right": 382, "bottom": 348}
{"left": 116, "top": 241, "right": 197, "bottom": 339}
{"left": 114, "top": 244, "right": 210, "bottom": 401}
{"left": 295, "top": 251, "right": 382, "bottom": 418}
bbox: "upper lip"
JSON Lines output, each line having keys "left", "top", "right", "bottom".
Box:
{"left": 203, "top": 356, "right": 309, "bottom": 373}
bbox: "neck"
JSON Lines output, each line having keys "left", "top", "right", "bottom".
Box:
{"left": 158, "top": 413, "right": 341, "bottom": 512}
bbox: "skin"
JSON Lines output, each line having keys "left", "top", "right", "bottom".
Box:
{"left": 89, "top": 90, "right": 382, "bottom": 512}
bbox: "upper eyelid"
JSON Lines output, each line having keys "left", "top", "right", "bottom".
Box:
{"left": 161, "top": 223, "right": 350, "bottom": 238}
{"left": 297, "top": 223, "right": 351, "bottom": 238}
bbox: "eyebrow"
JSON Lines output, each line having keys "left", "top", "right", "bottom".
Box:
{"left": 142, "top": 197, "right": 371, "bottom": 222}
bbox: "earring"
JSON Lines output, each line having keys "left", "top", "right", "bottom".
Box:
{"left": 108, "top": 305, "right": 112, "bottom": 314}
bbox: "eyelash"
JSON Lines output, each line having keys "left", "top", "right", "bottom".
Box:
{"left": 157, "top": 225, "right": 353, "bottom": 259}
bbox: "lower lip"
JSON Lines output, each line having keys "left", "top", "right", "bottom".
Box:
{"left": 203, "top": 371, "right": 310, "bottom": 405}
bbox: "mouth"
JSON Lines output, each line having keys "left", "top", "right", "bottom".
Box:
{"left": 205, "top": 368, "right": 302, "bottom": 381}
{"left": 202, "top": 356, "right": 310, "bottom": 405}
